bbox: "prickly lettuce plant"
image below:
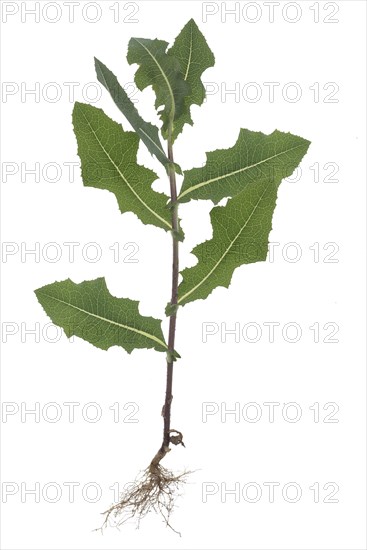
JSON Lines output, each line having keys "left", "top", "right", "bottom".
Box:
{"left": 35, "top": 19, "right": 310, "bottom": 532}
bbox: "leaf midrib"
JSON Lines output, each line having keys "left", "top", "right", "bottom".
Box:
{"left": 39, "top": 292, "right": 168, "bottom": 349}
{"left": 134, "top": 38, "right": 176, "bottom": 122}
{"left": 178, "top": 183, "right": 271, "bottom": 304}
{"left": 79, "top": 108, "right": 171, "bottom": 229}
{"left": 138, "top": 127, "right": 166, "bottom": 156}
{"left": 183, "top": 24, "right": 194, "bottom": 81}
{"left": 178, "top": 143, "right": 305, "bottom": 201}
{"left": 96, "top": 60, "right": 166, "bottom": 158}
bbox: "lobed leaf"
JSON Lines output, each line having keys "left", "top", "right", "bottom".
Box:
{"left": 127, "top": 37, "right": 191, "bottom": 139}
{"left": 72, "top": 102, "right": 172, "bottom": 231}
{"left": 177, "top": 177, "right": 282, "bottom": 306}
{"left": 35, "top": 277, "right": 168, "bottom": 353}
{"left": 168, "top": 18, "right": 215, "bottom": 142}
{"left": 178, "top": 129, "right": 310, "bottom": 204}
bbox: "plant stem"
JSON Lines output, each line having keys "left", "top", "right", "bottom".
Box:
{"left": 164, "top": 141, "right": 179, "bottom": 446}
{"left": 151, "top": 139, "right": 180, "bottom": 467}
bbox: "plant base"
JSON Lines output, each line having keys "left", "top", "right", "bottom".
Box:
{"left": 97, "top": 459, "right": 190, "bottom": 536}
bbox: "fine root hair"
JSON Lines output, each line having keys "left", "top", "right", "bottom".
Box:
{"left": 96, "top": 461, "right": 190, "bottom": 535}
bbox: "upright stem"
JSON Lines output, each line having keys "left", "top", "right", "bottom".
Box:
{"left": 150, "top": 137, "right": 180, "bottom": 468}
{"left": 163, "top": 141, "right": 179, "bottom": 448}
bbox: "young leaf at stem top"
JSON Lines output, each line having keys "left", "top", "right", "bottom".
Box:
{"left": 94, "top": 57, "right": 181, "bottom": 174}
{"left": 127, "top": 37, "right": 191, "bottom": 140}
{"left": 167, "top": 18, "right": 215, "bottom": 142}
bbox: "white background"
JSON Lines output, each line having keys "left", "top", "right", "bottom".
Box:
{"left": 1, "top": 1, "right": 366, "bottom": 549}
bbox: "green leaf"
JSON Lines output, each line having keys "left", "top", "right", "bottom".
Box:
{"left": 168, "top": 19, "right": 215, "bottom": 142}
{"left": 72, "top": 102, "right": 172, "bottom": 231}
{"left": 165, "top": 302, "right": 179, "bottom": 317}
{"left": 166, "top": 349, "right": 181, "bottom": 362}
{"left": 127, "top": 37, "right": 191, "bottom": 139}
{"left": 177, "top": 178, "right": 280, "bottom": 306}
{"left": 35, "top": 277, "right": 168, "bottom": 354}
{"left": 94, "top": 57, "right": 181, "bottom": 174}
{"left": 178, "top": 129, "right": 311, "bottom": 204}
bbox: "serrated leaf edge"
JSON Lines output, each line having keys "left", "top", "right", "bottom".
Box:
{"left": 36, "top": 288, "right": 168, "bottom": 350}
{"left": 94, "top": 57, "right": 174, "bottom": 168}
{"left": 178, "top": 181, "right": 273, "bottom": 305}
{"left": 131, "top": 38, "right": 176, "bottom": 122}
{"left": 178, "top": 133, "right": 308, "bottom": 202}
{"left": 75, "top": 104, "right": 172, "bottom": 230}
